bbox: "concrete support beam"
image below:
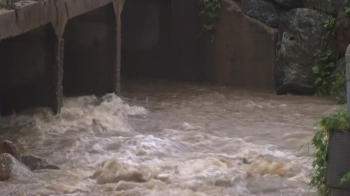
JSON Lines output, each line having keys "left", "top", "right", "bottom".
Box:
{"left": 112, "top": 0, "right": 125, "bottom": 94}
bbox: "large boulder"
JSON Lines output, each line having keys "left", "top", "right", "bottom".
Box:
{"left": 0, "top": 153, "right": 34, "bottom": 181}
{"left": 273, "top": 0, "right": 303, "bottom": 8}
{"left": 275, "top": 8, "right": 337, "bottom": 95}
{"left": 241, "top": 0, "right": 282, "bottom": 28}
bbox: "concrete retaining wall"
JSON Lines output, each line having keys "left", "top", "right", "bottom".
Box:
{"left": 198, "top": 0, "right": 278, "bottom": 89}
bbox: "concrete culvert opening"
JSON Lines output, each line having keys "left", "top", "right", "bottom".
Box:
{"left": 62, "top": 3, "right": 116, "bottom": 97}
{"left": 121, "top": 0, "right": 173, "bottom": 80}
{"left": 0, "top": 24, "right": 56, "bottom": 116}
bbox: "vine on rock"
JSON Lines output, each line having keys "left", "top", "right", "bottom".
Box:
{"left": 312, "top": 16, "right": 338, "bottom": 96}
{"left": 312, "top": 2, "right": 350, "bottom": 103}
{"left": 310, "top": 1, "right": 350, "bottom": 195}
{"left": 198, "top": 0, "right": 223, "bottom": 41}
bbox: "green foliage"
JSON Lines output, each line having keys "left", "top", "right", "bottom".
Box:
{"left": 199, "top": 0, "right": 222, "bottom": 32}
{"left": 341, "top": 172, "right": 350, "bottom": 185}
{"left": 311, "top": 109, "right": 350, "bottom": 196}
{"left": 345, "top": 6, "right": 350, "bottom": 15}
{"left": 198, "top": 0, "right": 222, "bottom": 41}
{"left": 313, "top": 49, "right": 337, "bottom": 95}
{"left": 313, "top": 15, "right": 340, "bottom": 96}
{"left": 331, "top": 70, "right": 346, "bottom": 103}
{"left": 323, "top": 17, "right": 336, "bottom": 36}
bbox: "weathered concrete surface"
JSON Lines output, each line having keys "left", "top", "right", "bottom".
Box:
{"left": 63, "top": 4, "right": 116, "bottom": 96}
{"left": 0, "top": 0, "right": 114, "bottom": 40}
{"left": 121, "top": 0, "right": 173, "bottom": 79}
{"left": 172, "top": 0, "right": 201, "bottom": 81}
{"left": 199, "top": 0, "right": 278, "bottom": 90}
{"left": 0, "top": 24, "right": 56, "bottom": 115}
{"left": 0, "top": 0, "right": 123, "bottom": 115}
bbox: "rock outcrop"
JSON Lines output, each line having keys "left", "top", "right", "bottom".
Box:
{"left": 273, "top": 0, "right": 303, "bottom": 8}
{"left": 0, "top": 153, "right": 33, "bottom": 181}
{"left": 0, "top": 140, "right": 59, "bottom": 181}
{"left": 304, "top": 0, "right": 350, "bottom": 14}
{"left": 0, "top": 140, "right": 22, "bottom": 162}
{"left": 275, "top": 8, "right": 334, "bottom": 94}
{"left": 241, "top": 0, "right": 281, "bottom": 28}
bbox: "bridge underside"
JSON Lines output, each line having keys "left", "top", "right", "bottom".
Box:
{"left": 121, "top": 0, "right": 173, "bottom": 79}
{"left": 0, "top": 0, "right": 201, "bottom": 116}
{"left": 0, "top": 0, "right": 278, "bottom": 116}
{"left": 62, "top": 3, "right": 116, "bottom": 96}
{"left": 0, "top": 0, "right": 120, "bottom": 115}
{"left": 0, "top": 24, "right": 57, "bottom": 115}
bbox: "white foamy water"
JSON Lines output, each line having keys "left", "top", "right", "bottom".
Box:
{"left": 0, "top": 79, "right": 342, "bottom": 196}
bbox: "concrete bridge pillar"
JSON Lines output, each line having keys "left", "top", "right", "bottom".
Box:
{"left": 0, "top": 24, "right": 58, "bottom": 115}
{"left": 0, "top": 0, "right": 122, "bottom": 116}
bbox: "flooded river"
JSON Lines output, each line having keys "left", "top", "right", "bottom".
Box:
{"left": 0, "top": 79, "right": 342, "bottom": 196}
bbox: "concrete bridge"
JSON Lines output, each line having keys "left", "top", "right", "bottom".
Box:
{"left": 0, "top": 0, "right": 277, "bottom": 116}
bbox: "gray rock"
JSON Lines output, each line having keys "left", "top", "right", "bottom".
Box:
{"left": 241, "top": 0, "right": 281, "bottom": 28}
{"left": 0, "top": 140, "right": 22, "bottom": 162}
{"left": 273, "top": 0, "right": 303, "bottom": 8}
{"left": 21, "top": 155, "right": 60, "bottom": 171}
{"left": 0, "top": 153, "right": 34, "bottom": 181}
{"left": 275, "top": 8, "right": 337, "bottom": 95}
{"left": 303, "top": 0, "right": 350, "bottom": 14}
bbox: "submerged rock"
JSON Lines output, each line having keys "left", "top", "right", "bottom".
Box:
{"left": 21, "top": 154, "right": 60, "bottom": 171}
{"left": 241, "top": 0, "right": 281, "bottom": 28}
{"left": 0, "top": 153, "right": 34, "bottom": 181}
{"left": 0, "top": 140, "right": 59, "bottom": 171}
{"left": 0, "top": 140, "right": 22, "bottom": 162}
{"left": 91, "top": 160, "right": 155, "bottom": 184}
{"left": 275, "top": 8, "right": 337, "bottom": 95}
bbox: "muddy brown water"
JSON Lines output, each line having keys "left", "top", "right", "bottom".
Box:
{"left": 0, "top": 78, "right": 342, "bottom": 196}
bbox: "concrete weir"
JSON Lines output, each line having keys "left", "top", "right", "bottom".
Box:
{"left": 0, "top": 0, "right": 125, "bottom": 115}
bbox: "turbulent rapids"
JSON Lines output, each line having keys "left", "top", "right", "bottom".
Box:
{"left": 0, "top": 79, "right": 342, "bottom": 196}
